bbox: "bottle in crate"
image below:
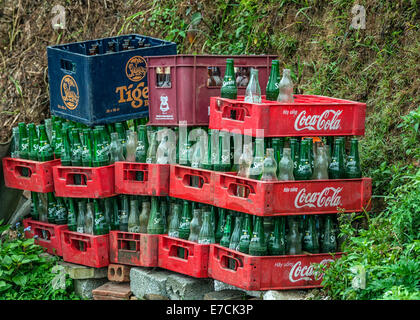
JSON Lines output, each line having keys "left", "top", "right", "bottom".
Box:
{"left": 265, "top": 60, "right": 280, "bottom": 101}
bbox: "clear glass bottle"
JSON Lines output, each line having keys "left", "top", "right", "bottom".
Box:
{"left": 287, "top": 216, "right": 302, "bottom": 255}
{"left": 244, "top": 68, "right": 262, "bottom": 103}
{"left": 147, "top": 197, "right": 165, "bottom": 235}
{"left": 125, "top": 130, "right": 138, "bottom": 162}
{"left": 312, "top": 145, "right": 329, "bottom": 179}
{"left": 260, "top": 148, "right": 278, "bottom": 181}
{"left": 168, "top": 203, "right": 181, "bottom": 238}
{"left": 188, "top": 208, "right": 202, "bottom": 242}
{"left": 278, "top": 147, "right": 295, "bottom": 180}
{"left": 109, "top": 132, "right": 125, "bottom": 163}
{"left": 139, "top": 197, "right": 151, "bottom": 233}
{"left": 128, "top": 199, "right": 141, "bottom": 233}
{"left": 85, "top": 201, "right": 94, "bottom": 235}
{"left": 198, "top": 211, "right": 216, "bottom": 244}
{"left": 277, "top": 69, "right": 294, "bottom": 103}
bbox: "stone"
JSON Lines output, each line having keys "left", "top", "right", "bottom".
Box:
{"left": 165, "top": 272, "right": 214, "bottom": 300}
{"left": 144, "top": 294, "right": 170, "bottom": 300}
{"left": 59, "top": 261, "right": 108, "bottom": 280}
{"left": 93, "top": 294, "right": 127, "bottom": 300}
{"left": 130, "top": 267, "right": 172, "bottom": 299}
{"left": 92, "top": 281, "right": 132, "bottom": 299}
{"left": 74, "top": 278, "right": 108, "bottom": 300}
{"left": 108, "top": 264, "right": 131, "bottom": 282}
{"left": 263, "top": 290, "right": 306, "bottom": 300}
{"left": 213, "top": 280, "right": 263, "bottom": 299}
{"left": 203, "top": 290, "right": 247, "bottom": 300}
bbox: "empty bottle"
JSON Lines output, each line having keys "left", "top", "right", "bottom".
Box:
{"left": 60, "top": 128, "right": 72, "bottom": 166}
{"left": 147, "top": 197, "right": 165, "bottom": 234}
{"left": 128, "top": 199, "right": 141, "bottom": 233}
{"left": 328, "top": 138, "right": 345, "bottom": 179}
{"left": 81, "top": 129, "right": 93, "bottom": 167}
{"left": 277, "top": 69, "right": 294, "bottom": 103}
{"left": 238, "top": 213, "right": 253, "bottom": 254}
{"left": 237, "top": 143, "right": 253, "bottom": 197}
{"left": 312, "top": 145, "right": 329, "bottom": 179}
{"left": 93, "top": 199, "right": 108, "bottom": 235}
{"left": 168, "top": 203, "right": 181, "bottom": 238}
{"left": 302, "top": 215, "right": 319, "bottom": 253}
{"left": 125, "top": 130, "right": 138, "bottom": 162}
{"left": 244, "top": 68, "right": 262, "bottom": 103}
{"left": 260, "top": 148, "right": 278, "bottom": 181}
{"left": 229, "top": 214, "right": 242, "bottom": 251}
{"left": 321, "top": 215, "right": 337, "bottom": 253}
{"left": 249, "top": 137, "right": 265, "bottom": 180}
{"left": 119, "top": 195, "right": 129, "bottom": 232}
{"left": 294, "top": 140, "right": 312, "bottom": 180}
{"left": 85, "top": 201, "right": 94, "bottom": 235}
{"left": 198, "top": 211, "right": 216, "bottom": 244}
{"left": 268, "top": 217, "right": 286, "bottom": 255}
{"left": 213, "top": 131, "right": 231, "bottom": 172}
{"left": 146, "top": 131, "right": 158, "bottom": 164}
{"left": 287, "top": 216, "right": 302, "bottom": 255}
{"left": 93, "top": 128, "right": 109, "bottom": 167}
{"left": 109, "top": 132, "right": 125, "bottom": 163}
{"left": 271, "top": 138, "right": 284, "bottom": 177}
{"left": 219, "top": 212, "right": 233, "bottom": 248}
{"left": 215, "top": 208, "right": 227, "bottom": 243}
{"left": 345, "top": 138, "right": 362, "bottom": 178}
{"left": 278, "top": 147, "right": 295, "bottom": 180}
{"left": 220, "top": 59, "right": 237, "bottom": 100}
{"left": 139, "top": 197, "right": 151, "bottom": 233}
{"left": 46, "top": 192, "right": 57, "bottom": 224}
{"left": 178, "top": 200, "right": 192, "bottom": 240}
{"left": 67, "top": 198, "right": 77, "bottom": 231}
{"left": 249, "top": 216, "right": 267, "bottom": 256}
{"left": 266, "top": 60, "right": 280, "bottom": 101}
{"left": 188, "top": 208, "right": 202, "bottom": 242}
{"left": 18, "top": 122, "right": 29, "bottom": 161}
{"left": 38, "top": 124, "right": 54, "bottom": 162}
{"left": 55, "top": 197, "right": 68, "bottom": 225}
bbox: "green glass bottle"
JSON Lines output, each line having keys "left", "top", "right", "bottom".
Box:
{"left": 294, "top": 140, "right": 312, "bottom": 180}
{"left": 55, "top": 197, "right": 68, "bottom": 225}
{"left": 30, "top": 192, "right": 39, "bottom": 221}
{"left": 321, "top": 215, "right": 337, "bottom": 253}
{"left": 265, "top": 60, "right": 280, "bottom": 101}
{"left": 345, "top": 138, "right": 362, "bottom": 178}
{"left": 119, "top": 195, "right": 129, "bottom": 232}
{"left": 201, "top": 128, "right": 213, "bottom": 170}
{"left": 249, "top": 137, "right": 265, "bottom": 180}
{"left": 213, "top": 131, "right": 231, "bottom": 172}
{"left": 268, "top": 217, "right": 286, "bottom": 255}
{"left": 93, "top": 128, "right": 109, "bottom": 167}
{"left": 81, "top": 128, "right": 93, "bottom": 167}
{"left": 128, "top": 198, "right": 141, "bottom": 233}
{"left": 18, "top": 122, "right": 29, "bottom": 161}
{"left": 215, "top": 208, "right": 226, "bottom": 243}
{"left": 147, "top": 197, "right": 165, "bottom": 234}
{"left": 219, "top": 213, "right": 233, "bottom": 248}
{"left": 38, "top": 124, "right": 54, "bottom": 162}
{"left": 135, "top": 125, "right": 149, "bottom": 179}
{"left": 168, "top": 203, "right": 181, "bottom": 238}
{"left": 271, "top": 137, "right": 284, "bottom": 177}
{"left": 289, "top": 138, "right": 299, "bottom": 172}
{"left": 27, "top": 123, "right": 39, "bottom": 161}
{"left": 198, "top": 211, "right": 216, "bottom": 244}
{"left": 178, "top": 200, "right": 192, "bottom": 240}
{"left": 76, "top": 201, "right": 86, "bottom": 250}
{"left": 60, "top": 128, "right": 72, "bottom": 166}
{"left": 70, "top": 128, "right": 83, "bottom": 166}
{"left": 110, "top": 197, "right": 120, "bottom": 231}
{"left": 46, "top": 192, "right": 57, "bottom": 224}
{"left": 304, "top": 138, "right": 314, "bottom": 171}
{"left": 220, "top": 58, "right": 237, "bottom": 99}
{"left": 328, "top": 139, "right": 345, "bottom": 179}
{"left": 53, "top": 121, "right": 63, "bottom": 159}
{"left": 249, "top": 216, "right": 267, "bottom": 256}
{"left": 67, "top": 198, "right": 77, "bottom": 231}
{"left": 160, "top": 198, "right": 169, "bottom": 234}
{"left": 302, "top": 215, "right": 319, "bottom": 253}
{"left": 238, "top": 213, "right": 253, "bottom": 254}
{"left": 287, "top": 216, "right": 302, "bottom": 255}
{"left": 229, "top": 213, "right": 242, "bottom": 251}
{"left": 93, "top": 199, "right": 108, "bottom": 235}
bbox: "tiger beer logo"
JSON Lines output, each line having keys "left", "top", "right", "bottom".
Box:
{"left": 60, "top": 75, "right": 79, "bottom": 110}
{"left": 125, "top": 56, "right": 147, "bottom": 82}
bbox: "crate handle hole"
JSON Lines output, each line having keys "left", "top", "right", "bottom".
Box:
{"left": 183, "top": 174, "right": 205, "bottom": 189}
{"left": 15, "top": 165, "right": 33, "bottom": 178}
{"left": 207, "top": 66, "right": 222, "bottom": 87}
{"left": 156, "top": 67, "right": 171, "bottom": 88}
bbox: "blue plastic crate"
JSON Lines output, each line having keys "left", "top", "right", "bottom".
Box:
{"left": 47, "top": 34, "right": 177, "bottom": 126}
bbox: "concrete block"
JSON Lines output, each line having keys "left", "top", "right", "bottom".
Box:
{"left": 213, "top": 280, "right": 263, "bottom": 299}
{"left": 144, "top": 294, "right": 170, "bottom": 300}
{"left": 130, "top": 267, "right": 172, "bottom": 299}
{"left": 263, "top": 290, "right": 306, "bottom": 300}
{"left": 59, "top": 261, "right": 108, "bottom": 280}
{"left": 74, "top": 278, "right": 108, "bottom": 299}
{"left": 204, "top": 290, "right": 247, "bottom": 300}
{"left": 165, "top": 273, "right": 214, "bottom": 300}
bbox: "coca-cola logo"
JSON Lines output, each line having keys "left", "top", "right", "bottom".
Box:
{"left": 289, "top": 259, "right": 334, "bottom": 283}
{"left": 294, "top": 110, "right": 342, "bottom": 131}
{"left": 294, "top": 187, "right": 343, "bottom": 209}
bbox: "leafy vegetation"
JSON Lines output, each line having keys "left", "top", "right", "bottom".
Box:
{"left": 0, "top": 221, "right": 79, "bottom": 300}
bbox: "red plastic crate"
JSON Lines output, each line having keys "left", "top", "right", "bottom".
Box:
{"left": 169, "top": 165, "right": 216, "bottom": 205}
{"left": 23, "top": 218, "right": 68, "bottom": 256}
{"left": 213, "top": 172, "right": 371, "bottom": 216}
{"left": 53, "top": 164, "right": 116, "bottom": 198}
{"left": 114, "top": 162, "right": 170, "bottom": 196}
{"left": 2, "top": 157, "right": 61, "bottom": 193}
{"left": 147, "top": 55, "right": 276, "bottom": 126}
{"left": 208, "top": 244, "right": 342, "bottom": 290}
{"left": 109, "top": 230, "right": 160, "bottom": 267}
{"left": 158, "top": 235, "right": 210, "bottom": 278}
{"left": 209, "top": 95, "right": 366, "bottom": 137}
{"left": 61, "top": 230, "right": 110, "bottom": 268}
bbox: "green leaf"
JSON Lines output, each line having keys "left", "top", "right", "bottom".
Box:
{"left": 0, "top": 281, "right": 12, "bottom": 292}
{"left": 13, "top": 275, "right": 28, "bottom": 286}
{"left": 2, "top": 255, "right": 13, "bottom": 266}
